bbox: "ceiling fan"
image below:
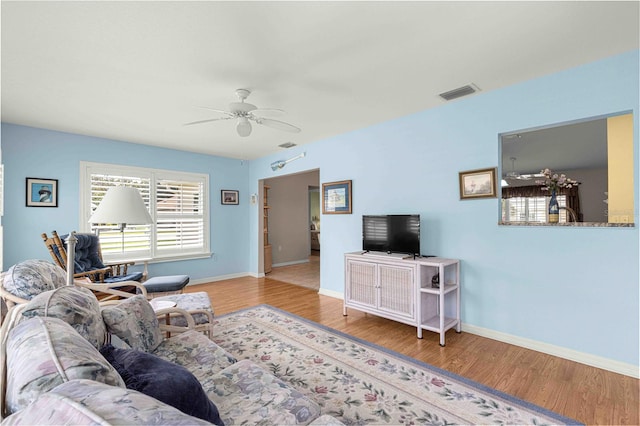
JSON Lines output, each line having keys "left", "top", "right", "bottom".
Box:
{"left": 504, "top": 157, "right": 544, "bottom": 180}
{"left": 184, "top": 89, "right": 301, "bottom": 137}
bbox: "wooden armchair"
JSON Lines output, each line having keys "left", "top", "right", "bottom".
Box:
{"left": 42, "top": 231, "right": 143, "bottom": 283}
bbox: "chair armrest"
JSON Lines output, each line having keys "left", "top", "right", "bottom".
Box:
{"left": 74, "top": 279, "right": 148, "bottom": 302}
{"left": 178, "top": 308, "right": 215, "bottom": 325}
{"left": 0, "top": 287, "right": 30, "bottom": 309}
{"left": 155, "top": 307, "right": 197, "bottom": 336}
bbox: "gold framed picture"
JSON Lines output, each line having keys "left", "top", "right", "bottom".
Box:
{"left": 459, "top": 168, "right": 497, "bottom": 200}
{"left": 322, "top": 180, "right": 352, "bottom": 214}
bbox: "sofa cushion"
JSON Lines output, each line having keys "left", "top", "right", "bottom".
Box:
{"left": 206, "top": 359, "right": 321, "bottom": 425}
{"left": 19, "top": 286, "right": 106, "bottom": 349}
{"left": 4, "top": 317, "right": 125, "bottom": 415}
{"left": 101, "top": 294, "right": 163, "bottom": 352}
{"left": 2, "top": 259, "right": 67, "bottom": 300}
{"left": 2, "top": 379, "right": 213, "bottom": 425}
{"left": 152, "top": 330, "right": 237, "bottom": 384}
{"left": 100, "top": 344, "right": 224, "bottom": 425}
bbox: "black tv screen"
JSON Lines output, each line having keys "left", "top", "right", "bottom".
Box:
{"left": 362, "top": 215, "right": 420, "bottom": 255}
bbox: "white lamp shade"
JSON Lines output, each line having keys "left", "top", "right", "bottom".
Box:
{"left": 236, "top": 117, "right": 252, "bottom": 137}
{"left": 88, "top": 186, "right": 152, "bottom": 225}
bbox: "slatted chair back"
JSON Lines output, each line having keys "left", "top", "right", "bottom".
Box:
{"left": 41, "top": 231, "right": 67, "bottom": 270}
{"left": 41, "top": 231, "right": 142, "bottom": 283}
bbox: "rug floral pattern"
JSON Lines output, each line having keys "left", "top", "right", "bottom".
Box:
{"left": 212, "top": 306, "right": 576, "bottom": 425}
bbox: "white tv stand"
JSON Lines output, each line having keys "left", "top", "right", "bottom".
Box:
{"left": 361, "top": 251, "right": 413, "bottom": 259}
{"left": 343, "top": 251, "right": 461, "bottom": 346}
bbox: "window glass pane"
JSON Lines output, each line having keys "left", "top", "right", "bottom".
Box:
{"left": 82, "top": 163, "right": 209, "bottom": 261}
{"left": 157, "top": 180, "right": 203, "bottom": 215}
{"left": 156, "top": 179, "right": 205, "bottom": 254}
{"left": 89, "top": 174, "right": 151, "bottom": 257}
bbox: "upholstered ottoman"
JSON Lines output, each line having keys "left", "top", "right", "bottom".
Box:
{"left": 154, "top": 291, "right": 215, "bottom": 339}
{"left": 143, "top": 275, "right": 190, "bottom": 298}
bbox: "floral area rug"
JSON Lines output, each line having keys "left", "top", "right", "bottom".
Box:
{"left": 211, "top": 305, "right": 580, "bottom": 425}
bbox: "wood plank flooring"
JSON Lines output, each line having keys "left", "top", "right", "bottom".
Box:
{"left": 188, "top": 277, "right": 639, "bottom": 426}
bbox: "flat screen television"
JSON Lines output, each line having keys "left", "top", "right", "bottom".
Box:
{"left": 362, "top": 214, "right": 420, "bottom": 256}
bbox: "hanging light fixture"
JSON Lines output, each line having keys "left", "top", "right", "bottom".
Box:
{"left": 236, "top": 117, "right": 252, "bottom": 137}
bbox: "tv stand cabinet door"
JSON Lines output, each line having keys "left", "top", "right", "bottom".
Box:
{"left": 345, "top": 259, "right": 377, "bottom": 310}
{"left": 378, "top": 264, "right": 415, "bottom": 320}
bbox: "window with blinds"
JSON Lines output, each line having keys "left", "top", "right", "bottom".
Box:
{"left": 502, "top": 195, "right": 567, "bottom": 222}
{"left": 80, "top": 162, "right": 209, "bottom": 262}
{"left": 156, "top": 178, "right": 205, "bottom": 254}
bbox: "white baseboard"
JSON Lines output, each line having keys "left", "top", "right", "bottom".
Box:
{"left": 272, "top": 259, "right": 310, "bottom": 268}
{"left": 318, "top": 288, "right": 344, "bottom": 300}
{"left": 462, "top": 323, "right": 639, "bottom": 378}
{"left": 187, "top": 272, "right": 251, "bottom": 286}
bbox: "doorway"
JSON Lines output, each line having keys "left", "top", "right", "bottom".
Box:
{"left": 261, "top": 170, "right": 320, "bottom": 290}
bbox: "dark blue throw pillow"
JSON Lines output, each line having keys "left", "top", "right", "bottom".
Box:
{"left": 100, "top": 344, "right": 224, "bottom": 425}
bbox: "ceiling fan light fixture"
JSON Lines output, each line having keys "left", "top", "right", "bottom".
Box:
{"left": 236, "top": 117, "right": 252, "bottom": 137}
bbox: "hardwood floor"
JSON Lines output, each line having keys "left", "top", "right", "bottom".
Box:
{"left": 266, "top": 251, "right": 320, "bottom": 290}
{"left": 188, "top": 277, "right": 639, "bottom": 426}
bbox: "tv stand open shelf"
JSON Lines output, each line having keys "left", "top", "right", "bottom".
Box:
{"left": 343, "top": 252, "right": 461, "bottom": 346}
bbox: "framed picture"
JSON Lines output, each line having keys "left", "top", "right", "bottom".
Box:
{"left": 221, "top": 189, "right": 239, "bottom": 205}
{"left": 459, "top": 167, "right": 497, "bottom": 200}
{"left": 26, "top": 177, "right": 59, "bottom": 207}
{"left": 322, "top": 180, "right": 352, "bottom": 214}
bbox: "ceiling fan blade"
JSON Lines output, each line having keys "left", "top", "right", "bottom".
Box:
{"left": 197, "top": 106, "right": 236, "bottom": 116}
{"left": 254, "top": 117, "right": 301, "bottom": 133}
{"left": 252, "top": 108, "right": 286, "bottom": 117}
{"left": 183, "top": 117, "right": 231, "bottom": 126}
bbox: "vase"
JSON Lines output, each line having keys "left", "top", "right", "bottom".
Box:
{"left": 548, "top": 190, "right": 559, "bottom": 223}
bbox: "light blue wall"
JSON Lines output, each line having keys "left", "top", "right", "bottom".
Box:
{"left": 2, "top": 50, "right": 638, "bottom": 368}
{"left": 249, "top": 50, "right": 639, "bottom": 367}
{"left": 1, "top": 125, "right": 250, "bottom": 279}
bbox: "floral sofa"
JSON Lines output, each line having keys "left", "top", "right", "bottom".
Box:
{"left": 0, "top": 260, "right": 342, "bottom": 425}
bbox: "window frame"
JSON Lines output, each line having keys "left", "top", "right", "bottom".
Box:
{"left": 80, "top": 161, "right": 210, "bottom": 263}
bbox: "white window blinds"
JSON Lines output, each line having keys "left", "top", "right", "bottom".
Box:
{"left": 81, "top": 162, "right": 209, "bottom": 262}
{"left": 156, "top": 178, "right": 205, "bottom": 255}
{"left": 89, "top": 173, "right": 152, "bottom": 258}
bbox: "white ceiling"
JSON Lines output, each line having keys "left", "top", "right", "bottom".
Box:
{"left": 2, "top": 1, "right": 638, "bottom": 160}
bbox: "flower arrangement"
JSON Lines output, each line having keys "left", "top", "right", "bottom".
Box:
{"left": 536, "top": 168, "right": 580, "bottom": 192}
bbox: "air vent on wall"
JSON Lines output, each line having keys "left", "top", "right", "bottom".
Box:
{"left": 439, "top": 83, "right": 480, "bottom": 101}
{"left": 278, "top": 142, "right": 297, "bottom": 148}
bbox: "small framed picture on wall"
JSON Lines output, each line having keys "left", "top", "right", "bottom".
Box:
{"left": 322, "top": 180, "right": 352, "bottom": 214}
{"left": 458, "top": 168, "right": 497, "bottom": 200}
{"left": 26, "top": 177, "right": 59, "bottom": 207}
{"left": 221, "top": 190, "right": 239, "bottom": 205}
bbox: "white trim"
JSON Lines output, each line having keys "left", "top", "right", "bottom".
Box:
{"left": 186, "top": 272, "right": 252, "bottom": 286}
{"left": 462, "top": 323, "right": 639, "bottom": 378}
{"left": 318, "top": 288, "right": 344, "bottom": 300}
{"left": 272, "top": 259, "right": 310, "bottom": 268}
{"left": 79, "top": 161, "right": 210, "bottom": 261}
